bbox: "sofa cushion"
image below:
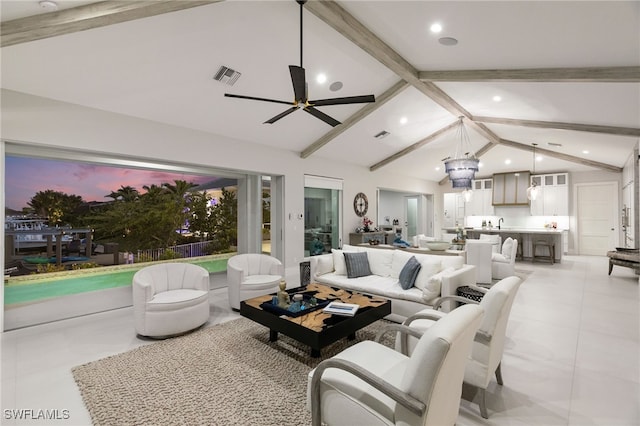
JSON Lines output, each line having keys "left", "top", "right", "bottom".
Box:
{"left": 440, "top": 255, "right": 464, "bottom": 270}
{"left": 316, "top": 273, "right": 425, "bottom": 305}
{"left": 422, "top": 267, "right": 456, "bottom": 302}
{"left": 399, "top": 256, "right": 422, "bottom": 289}
{"left": 361, "top": 247, "right": 394, "bottom": 277}
{"left": 413, "top": 257, "right": 443, "bottom": 291}
{"left": 492, "top": 252, "right": 509, "bottom": 263}
{"left": 391, "top": 250, "right": 414, "bottom": 279}
{"left": 501, "top": 237, "right": 514, "bottom": 260}
{"left": 315, "top": 254, "right": 334, "bottom": 276}
{"left": 344, "top": 252, "right": 372, "bottom": 278}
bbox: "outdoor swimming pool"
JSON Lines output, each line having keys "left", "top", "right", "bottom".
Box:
{"left": 4, "top": 254, "right": 232, "bottom": 306}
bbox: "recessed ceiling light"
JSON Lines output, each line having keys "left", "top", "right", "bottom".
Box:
{"left": 435, "top": 166, "right": 441, "bottom": 171}
{"left": 505, "top": 159, "right": 512, "bottom": 165}
{"left": 536, "top": 155, "right": 543, "bottom": 162}
{"left": 478, "top": 162, "right": 484, "bottom": 168}
{"left": 430, "top": 23, "right": 442, "bottom": 33}
{"left": 316, "top": 73, "right": 327, "bottom": 84}
{"left": 329, "top": 81, "right": 343, "bottom": 92}
{"left": 492, "top": 95, "right": 502, "bottom": 102}
{"left": 582, "top": 150, "right": 589, "bottom": 154}
{"left": 39, "top": 0, "right": 57, "bottom": 9}
{"left": 399, "top": 116, "right": 408, "bottom": 125}
{"left": 439, "top": 37, "right": 458, "bottom": 46}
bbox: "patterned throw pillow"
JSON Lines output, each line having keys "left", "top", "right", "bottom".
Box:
{"left": 343, "top": 252, "right": 372, "bottom": 278}
{"left": 399, "top": 255, "right": 422, "bottom": 290}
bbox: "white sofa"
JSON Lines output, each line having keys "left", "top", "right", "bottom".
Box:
{"left": 309, "top": 244, "right": 476, "bottom": 322}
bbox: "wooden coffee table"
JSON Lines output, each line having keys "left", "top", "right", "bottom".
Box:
{"left": 240, "top": 283, "right": 391, "bottom": 357}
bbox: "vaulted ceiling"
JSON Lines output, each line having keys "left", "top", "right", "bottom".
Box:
{"left": 2, "top": 0, "right": 639, "bottom": 184}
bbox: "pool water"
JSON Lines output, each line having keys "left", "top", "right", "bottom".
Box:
{"left": 4, "top": 256, "right": 230, "bottom": 306}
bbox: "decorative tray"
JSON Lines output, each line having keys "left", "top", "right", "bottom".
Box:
{"left": 616, "top": 247, "right": 639, "bottom": 253}
{"left": 260, "top": 294, "right": 331, "bottom": 318}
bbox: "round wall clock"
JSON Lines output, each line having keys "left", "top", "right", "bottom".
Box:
{"left": 353, "top": 192, "right": 369, "bottom": 217}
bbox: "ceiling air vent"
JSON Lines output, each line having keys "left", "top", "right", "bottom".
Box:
{"left": 374, "top": 130, "right": 390, "bottom": 139}
{"left": 213, "top": 66, "right": 241, "bottom": 86}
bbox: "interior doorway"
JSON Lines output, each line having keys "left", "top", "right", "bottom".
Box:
{"left": 404, "top": 195, "right": 419, "bottom": 239}
{"left": 575, "top": 181, "right": 619, "bottom": 255}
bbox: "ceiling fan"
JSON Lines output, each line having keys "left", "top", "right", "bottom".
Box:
{"left": 224, "top": 0, "right": 375, "bottom": 127}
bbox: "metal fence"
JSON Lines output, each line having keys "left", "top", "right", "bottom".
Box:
{"left": 135, "top": 240, "right": 212, "bottom": 262}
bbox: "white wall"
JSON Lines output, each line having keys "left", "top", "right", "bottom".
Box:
{"left": 1, "top": 90, "right": 444, "bottom": 327}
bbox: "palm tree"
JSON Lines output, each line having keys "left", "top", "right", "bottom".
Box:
{"left": 106, "top": 185, "right": 140, "bottom": 202}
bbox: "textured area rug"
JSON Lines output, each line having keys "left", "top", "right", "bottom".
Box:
{"left": 72, "top": 317, "right": 393, "bottom": 426}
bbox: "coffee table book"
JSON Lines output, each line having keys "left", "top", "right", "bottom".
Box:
{"left": 323, "top": 301, "right": 359, "bottom": 316}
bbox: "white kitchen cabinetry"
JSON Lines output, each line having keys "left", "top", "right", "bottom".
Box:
{"left": 530, "top": 173, "right": 569, "bottom": 216}
{"left": 467, "top": 179, "right": 494, "bottom": 216}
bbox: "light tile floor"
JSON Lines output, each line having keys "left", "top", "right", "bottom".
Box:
{"left": 2, "top": 255, "right": 638, "bottom": 425}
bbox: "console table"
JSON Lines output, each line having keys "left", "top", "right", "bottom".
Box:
{"left": 349, "top": 232, "right": 385, "bottom": 246}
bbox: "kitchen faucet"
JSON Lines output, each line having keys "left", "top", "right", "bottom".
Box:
{"left": 498, "top": 217, "right": 504, "bottom": 230}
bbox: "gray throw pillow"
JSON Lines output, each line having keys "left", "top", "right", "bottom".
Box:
{"left": 344, "top": 252, "right": 372, "bottom": 278}
{"left": 399, "top": 255, "right": 422, "bottom": 290}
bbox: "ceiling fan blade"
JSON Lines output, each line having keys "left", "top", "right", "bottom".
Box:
{"left": 225, "top": 93, "right": 293, "bottom": 106}
{"left": 289, "top": 65, "right": 306, "bottom": 102}
{"left": 264, "top": 106, "right": 299, "bottom": 124}
{"left": 310, "top": 94, "right": 376, "bottom": 106}
{"left": 304, "top": 106, "right": 341, "bottom": 127}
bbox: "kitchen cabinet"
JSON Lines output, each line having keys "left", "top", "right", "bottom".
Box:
{"left": 492, "top": 171, "right": 530, "bottom": 206}
{"left": 466, "top": 179, "right": 494, "bottom": 216}
{"left": 530, "top": 173, "right": 569, "bottom": 216}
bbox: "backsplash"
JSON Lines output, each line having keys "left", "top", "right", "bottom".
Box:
{"left": 464, "top": 206, "right": 569, "bottom": 230}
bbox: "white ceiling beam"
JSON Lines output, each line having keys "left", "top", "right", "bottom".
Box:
{"left": 499, "top": 139, "right": 622, "bottom": 173}
{"left": 300, "top": 80, "right": 409, "bottom": 159}
{"left": 474, "top": 116, "right": 640, "bottom": 137}
{"left": 1, "top": 0, "right": 221, "bottom": 47}
{"left": 419, "top": 67, "right": 640, "bottom": 82}
{"left": 304, "top": 0, "right": 502, "bottom": 147}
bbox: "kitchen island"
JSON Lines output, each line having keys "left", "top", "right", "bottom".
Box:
{"left": 442, "top": 227, "right": 567, "bottom": 263}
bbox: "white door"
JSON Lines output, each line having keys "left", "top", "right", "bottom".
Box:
{"left": 576, "top": 182, "right": 618, "bottom": 255}
{"left": 404, "top": 196, "right": 418, "bottom": 240}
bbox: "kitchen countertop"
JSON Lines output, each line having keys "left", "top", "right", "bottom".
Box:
{"left": 442, "top": 227, "right": 566, "bottom": 234}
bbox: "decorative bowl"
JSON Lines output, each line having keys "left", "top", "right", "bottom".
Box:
{"left": 425, "top": 241, "right": 451, "bottom": 251}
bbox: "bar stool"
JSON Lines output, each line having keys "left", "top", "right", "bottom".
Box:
{"left": 533, "top": 239, "right": 555, "bottom": 264}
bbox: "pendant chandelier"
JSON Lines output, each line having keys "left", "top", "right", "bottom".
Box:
{"left": 444, "top": 117, "right": 479, "bottom": 189}
{"left": 527, "top": 143, "right": 540, "bottom": 201}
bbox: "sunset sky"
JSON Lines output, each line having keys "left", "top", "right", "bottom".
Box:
{"left": 4, "top": 156, "right": 215, "bottom": 211}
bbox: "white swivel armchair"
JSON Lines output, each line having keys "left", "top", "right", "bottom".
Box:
{"left": 401, "top": 275, "right": 522, "bottom": 419}
{"left": 227, "top": 253, "right": 283, "bottom": 310}
{"left": 133, "top": 262, "right": 210, "bottom": 338}
{"left": 491, "top": 237, "right": 518, "bottom": 279}
{"left": 307, "top": 304, "right": 484, "bottom": 426}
